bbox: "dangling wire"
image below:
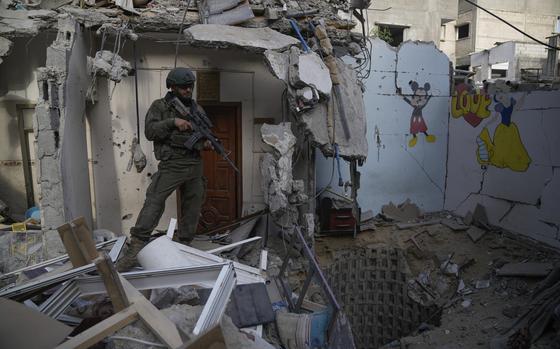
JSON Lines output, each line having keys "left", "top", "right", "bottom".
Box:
{"left": 174, "top": 0, "right": 194, "bottom": 67}
{"left": 133, "top": 42, "right": 141, "bottom": 140}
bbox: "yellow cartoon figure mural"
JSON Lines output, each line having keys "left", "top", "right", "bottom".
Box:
{"left": 476, "top": 84, "right": 531, "bottom": 172}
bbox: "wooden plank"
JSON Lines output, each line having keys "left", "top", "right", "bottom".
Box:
{"left": 179, "top": 325, "right": 226, "bottom": 349}
{"left": 71, "top": 216, "right": 100, "bottom": 260}
{"left": 119, "top": 275, "right": 183, "bottom": 348}
{"left": 57, "top": 223, "right": 89, "bottom": 267}
{"left": 55, "top": 306, "right": 138, "bottom": 349}
{"left": 94, "top": 252, "right": 129, "bottom": 312}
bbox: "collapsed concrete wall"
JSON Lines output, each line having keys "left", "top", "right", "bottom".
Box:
{"left": 35, "top": 15, "right": 93, "bottom": 257}
{"left": 317, "top": 38, "right": 451, "bottom": 213}
{"left": 445, "top": 83, "right": 560, "bottom": 248}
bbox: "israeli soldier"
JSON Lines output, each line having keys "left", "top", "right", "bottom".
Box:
{"left": 116, "top": 67, "right": 210, "bottom": 271}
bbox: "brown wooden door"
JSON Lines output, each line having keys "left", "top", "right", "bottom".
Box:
{"left": 198, "top": 103, "right": 241, "bottom": 232}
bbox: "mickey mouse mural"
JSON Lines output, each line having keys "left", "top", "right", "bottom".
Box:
{"left": 399, "top": 80, "right": 436, "bottom": 147}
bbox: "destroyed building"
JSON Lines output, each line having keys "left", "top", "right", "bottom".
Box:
{"left": 1, "top": 0, "right": 560, "bottom": 348}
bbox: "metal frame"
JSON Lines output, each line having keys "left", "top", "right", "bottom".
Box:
{"left": 0, "top": 237, "right": 126, "bottom": 301}
{"left": 193, "top": 263, "right": 237, "bottom": 335}
{"left": 40, "top": 263, "right": 229, "bottom": 319}
{"left": 1, "top": 237, "right": 124, "bottom": 280}
{"left": 275, "top": 226, "right": 341, "bottom": 341}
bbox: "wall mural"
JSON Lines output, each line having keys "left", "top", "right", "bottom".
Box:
{"left": 400, "top": 81, "right": 436, "bottom": 148}
{"left": 451, "top": 83, "right": 492, "bottom": 127}
{"left": 451, "top": 82, "right": 531, "bottom": 172}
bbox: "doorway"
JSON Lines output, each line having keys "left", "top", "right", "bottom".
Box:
{"left": 176, "top": 102, "right": 242, "bottom": 233}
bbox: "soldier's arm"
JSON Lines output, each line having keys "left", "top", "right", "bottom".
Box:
{"left": 145, "top": 101, "right": 176, "bottom": 141}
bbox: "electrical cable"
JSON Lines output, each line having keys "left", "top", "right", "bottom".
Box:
{"left": 463, "top": 0, "right": 559, "bottom": 51}
{"left": 174, "top": 0, "right": 194, "bottom": 67}
{"left": 107, "top": 336, "right": 166, "bottom": 348}
{"left": 133, "top": 42, "right": 141, "bottom": 139}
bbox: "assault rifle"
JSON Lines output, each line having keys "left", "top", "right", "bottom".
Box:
{"left": 168, "top": 96, "right": 239, "bottom": 173}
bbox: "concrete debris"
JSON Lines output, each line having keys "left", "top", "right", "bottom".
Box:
{"left": 381, "top": 199, "right": 421, "bottom": 222}
{"left": 0, "top": 9, "right": 57, "bottom": 37}
{"left": 467, "top": 226, "right": 486, "bottom": 243}
{"left": 497, "top": 262, "right": 554, "bottom": 278}
{"left": 441, "top": 218, "right": 469, "bottom": 231}
{"left": 109, "top": 304, "right": 203, "bottom": 348}
{"left": 0, "top": 36, "right": 12, "bottom": 64}
{"left": 263, "top": 49, "right": 289, "bottom": 81}
{"left": 205, "top": 1, "right": 255, "bottom": 26}
{"left": 149, "top": 286, "right": 200, "bottom": 309}
{"left": 89, "top": 50, "right": 133, "bottom": 82}
{"left": 288, "top": 47, "right": 332, "bottom": 97}
{"left": 184, "top": 24, "right": 299, "bottom": 53}
{"left": 260, "top": 122, "right": 307, "bottom": 228}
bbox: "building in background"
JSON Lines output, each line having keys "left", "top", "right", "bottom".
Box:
{"left": 455, "top": 0, "right": 560, "bottom": 81}
{"left": 365, "top": 0, "right": 458, "bottom": 61}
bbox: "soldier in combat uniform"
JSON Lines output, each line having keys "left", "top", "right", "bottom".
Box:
{"left": 117, "top": 67, "right": 210, "bottom": 271}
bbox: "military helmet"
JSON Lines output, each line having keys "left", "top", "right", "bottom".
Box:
{"left": 166, "top": 67, "right": 195, "bottom": 88}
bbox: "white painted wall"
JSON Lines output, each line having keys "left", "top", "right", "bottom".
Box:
{"left": 316, "top": 39, "right": 451, "bottom": 214}
{"left": 0, "top": 34, "right": 53, "bottom": 216}
{"left": 446, "top": 87, "right": 560, "bottom": 248}
{"left": 88, "top": 38, "right": 285, "bottom": 235}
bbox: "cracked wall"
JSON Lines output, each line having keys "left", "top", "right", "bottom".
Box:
{"left": 446, "top": 87, "right": 560, "bottom": 248}
{"left": 316, "top": 38, "right": 451, "bottom": 213}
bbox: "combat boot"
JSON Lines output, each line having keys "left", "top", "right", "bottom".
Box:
{"left": 116, "top": 238, "right": 147, "bottom": 272}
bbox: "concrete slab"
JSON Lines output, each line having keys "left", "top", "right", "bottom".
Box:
{"left": 467, "top": 226, "right": 486, "bottom": 242}
{"left": 496, "top": 262, "right": 554, "bottom": 277}
{"left": 263, "top": 50, "right": 289, "bottom": 81}
{"left": 290, "top": 51, "right": 332, "bottom": 96}
{"left": 184, "top": 24, "right": 299, "bottom": 53}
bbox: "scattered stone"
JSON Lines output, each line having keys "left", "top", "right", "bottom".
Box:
{"left": 461, "top": 299, "right": 472, "bottom": 308}
{"left": 150, "top": 286, "right": 200, "bottom": 309}
{"left": 472, "top": 203, "right": 489, "bottom": 228}
{"left": 467, "top": 226, "right": 487, "bottom": 243}
{"left": 497, "top": 262, "right": 554, "bottom": 277}
{"left": 381, "top": 199, "right": 421, "bottom": 222}
{"left": 441, "top": 218, "right": 469, "bottom": 231}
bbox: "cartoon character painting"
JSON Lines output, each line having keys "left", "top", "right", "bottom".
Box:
{"left": 400, "top": 81, "right": 436, "bottom": 147}
{"left": 476, "top": 84, "right": 531, "bottom": 172}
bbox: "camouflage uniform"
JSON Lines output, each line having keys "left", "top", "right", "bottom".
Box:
{"left": 130, "top": 92, "right": 206, "bottom": 245}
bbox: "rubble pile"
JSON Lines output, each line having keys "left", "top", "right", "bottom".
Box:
{"left": 314, "top": 204, "right": 560, "bottom": 348}
{"left": 0, "top": 214, "right": 355, "bottom": 348}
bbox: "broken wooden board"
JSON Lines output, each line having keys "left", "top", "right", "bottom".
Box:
{"left": 497, "top": 263, "right": 554, "bottom": 277}
{"left": 467, "top": 226, "right": 487, "bottom": 243}
{"left": 0, "top": 298, "right": 73, "bottom": 349}
{"left": 441, "top": 218, "right": 469, "bottom": 231}
{"left": 57, "top": 216, "right": 99, "bottom": 268}
{"left": 395, "top": 219, "right": 441, "bottom": 230}
{"left": 179, "top": 325, "right": 226, "bottom": 349}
